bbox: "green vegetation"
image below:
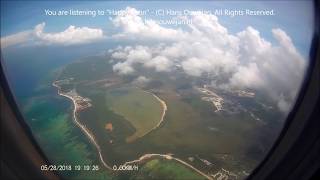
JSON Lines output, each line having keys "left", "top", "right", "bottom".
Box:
{"left": 51, "top": 56, "right": 275, "bottom": 179}
{"left": 77, "top": 90, "right": 136, "bottom": 164}
{"left": 58, "top": 56, "right": 114, "bottom": 81}
{"left": 132, "top": 159, "right": 206, "bottom": 180}
{"left": 106, "top": 87, "right": 163, "bottom": 142}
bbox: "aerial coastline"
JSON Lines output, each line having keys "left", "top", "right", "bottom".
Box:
{"left": 53, "top": 80, "right": 212, "bottom": 179}
{"left": 53, "top": 81, "right": 113, "bottom": 170}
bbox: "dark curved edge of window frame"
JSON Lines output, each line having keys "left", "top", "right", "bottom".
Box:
{"left": 0, "top": 1, "right": 319, "bottom": 180}
{"left": 248, "top": 1, "right": 320, "bottom": 180}
{"left": 0, "top": 53, "right": 61, "bottom": 178}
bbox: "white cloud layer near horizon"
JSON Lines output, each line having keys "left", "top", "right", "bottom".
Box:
{"left": 1, "top": 30, "right": 33, "bottom": 48}
{"left": 0, "top": 6, "right": 307, "bottom": 113}
{"left": 109, "top": 7, "right": 306, "bottom": 113}
{"left": 1, "top": 22, "right": 104, "bottom": 47}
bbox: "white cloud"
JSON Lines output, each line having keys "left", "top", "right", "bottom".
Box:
{"left": 145, "top": 56, "right": 172, "bottom": 72}
{"left": 277, "top": 94, "right": 291, "bottom": 113}
{"left": 109, "top": 7, "right": 306, "bottom": 113}
{"left": 126, "top": 46, "right": 152, "bottom": 63}
{"left": 133, "top": 76, "right": 151, "bottom": 85}
{"left": 229, "top": 63, "right": 263, "bottom": 89}
{"left": 111, "top": 46, "right": 175, "bottom": 73}
{"left": 237, "top": 26, "right": 271, "bottom": 57}
{"left": 111, "top": 46, "right": 154, "bottom": 75}
{"left": 1, "top": 22, "right": 104, "bottom": 48}
{"left": 111, "top": 7, "right": 186, "bottom": 41}
{"left": 182, "top": 57, "right": 212, "bottom": 77}
{"left": 34, "top": 22, "right": 104, "bottom": 45}
{"left": 227, "top": 27, "right": 305, "bottom": 111}
{"left": 112, "top": 61, "right": 135, "bottom": 75}
{"left": 111, "top": 51, "right": 128, "bottom": 59}
{"left": 1, "top": 30, "right": 33, "bottom": 48}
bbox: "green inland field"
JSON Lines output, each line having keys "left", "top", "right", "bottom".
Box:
{"left": 106, "top": 87, "right": 164, "bottom": 143}
{"left": 54, "top": 56, "right": 282, "bottom": 179}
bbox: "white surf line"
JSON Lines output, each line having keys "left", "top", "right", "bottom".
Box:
{"left": 53, "top": 82, "right": 113, "bottom": 171}
{"left": 123, "top": 153, "right": 212, "bottom": 180}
